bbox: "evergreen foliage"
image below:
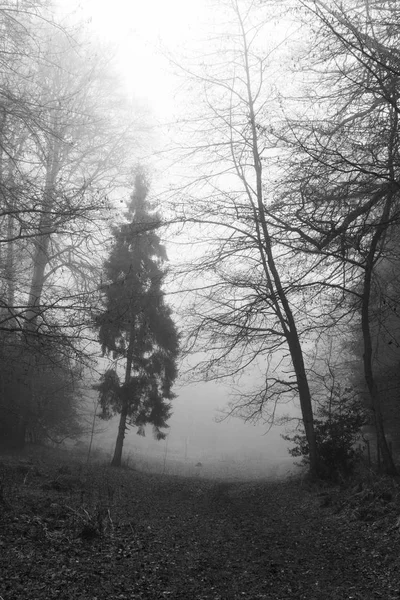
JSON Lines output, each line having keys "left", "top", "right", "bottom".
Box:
{"left": 94, "top": 171, "right": 179, "bottom": 464}
{"left": 283, "top": 390, "right": 366, "bottom": 480}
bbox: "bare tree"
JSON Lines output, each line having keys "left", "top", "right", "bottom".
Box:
{"left": 0, "top": 4, "right": 147, "bottom": 447}
{"left": 167, "top": 0, "right": 324, "bottom": 476}
{"left": 272, "top": 0, "right": 400, "bottom": 474}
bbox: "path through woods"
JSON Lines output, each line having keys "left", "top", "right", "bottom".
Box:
{"left": 0, "top": 454, "right": 399, "bottom": 599}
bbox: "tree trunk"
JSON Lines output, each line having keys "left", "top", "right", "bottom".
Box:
{"left": 18, "top": 139, "right": 60, "bottom": 445}
{"left": 111, "top": 318, "right": 136, "bottom": 467}
{"left": 235, "top": 11, "right": 320, "bottom": 477}
{"left": 362, "top": 305, "right": 397, "bottom": 475}
{"left": 5, "top": 212, "right": 15, "bottom": 310}
{"left": 25, "top": 146, "right": 59, "bottom": 326}
{"left": 361, "top": 193, "right": 398, "bottom": 476}
{"left": 111, "top": 400, "right": 129, "bottom": 467}
{"left": 288, "top": 335, "right": 322, "bottom": 478}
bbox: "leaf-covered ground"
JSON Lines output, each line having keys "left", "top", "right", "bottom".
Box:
{"left": 1, "top": 451, "right": 400, "bottom": 600}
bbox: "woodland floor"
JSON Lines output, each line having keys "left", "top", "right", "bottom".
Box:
{"left": 1, "top": 450, "right": 400, "bottom": 600}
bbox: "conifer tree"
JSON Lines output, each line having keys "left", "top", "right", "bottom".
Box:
{"left": 95, "top": 172, "right": 179, "bottom": 467}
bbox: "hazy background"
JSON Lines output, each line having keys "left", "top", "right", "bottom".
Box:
{"left": 60, "top": 0, "right": 299, "bottom": 479}
{"left": 85, "top": 376, "right": 297, "bottom": 480}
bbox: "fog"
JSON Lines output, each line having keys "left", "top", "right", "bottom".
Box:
{"left": 59, "top": 1, "right": 299, "bottom": 480}
{"left": 87, "top": 378, "right": 297, "bottom": 481}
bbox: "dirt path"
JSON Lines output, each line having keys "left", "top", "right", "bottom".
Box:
{"left": 130, "top": 478, "right": 400, "bottom": 599}
{"left": 1, "top": 458, "right": 399, "bottom": 599}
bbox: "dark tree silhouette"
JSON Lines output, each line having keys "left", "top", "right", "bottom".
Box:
{"left": 95, "top": 171, "right": 180, "bottom": 467}
{"left": 275, "top": 0, "right": 400, "bottom": 474}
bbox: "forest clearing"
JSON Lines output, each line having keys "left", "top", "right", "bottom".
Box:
{"left": 1, "top": 449, "right": 399, "bottom": 600}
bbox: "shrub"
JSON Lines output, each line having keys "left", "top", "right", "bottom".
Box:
{"left": 283, "top": 392, "right": 366, "bottom": 480}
